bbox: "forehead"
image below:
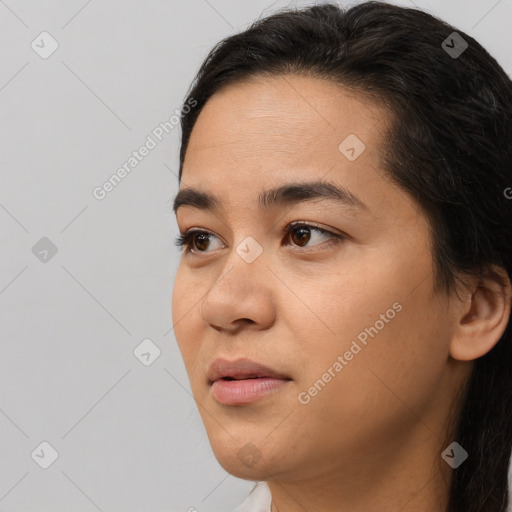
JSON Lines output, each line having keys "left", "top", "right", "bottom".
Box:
{"left": 185, "top": 73, "right": 389, "bottom": 164}
{"left": 179, "top": 74, "right": 394, "bottom": 216}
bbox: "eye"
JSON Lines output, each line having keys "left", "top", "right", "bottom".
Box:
{"left": 283, "top": 222, "right": 343, "bottom": 248}
{"left": 174, "top": 229, "right": 224, "bottom": 254}
{"left": 174, "top": 222, "right": 344, "bottom": 255}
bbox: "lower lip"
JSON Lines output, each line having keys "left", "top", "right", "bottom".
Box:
{"left": 211, "top": 377, "right": 291, "bottom": 405}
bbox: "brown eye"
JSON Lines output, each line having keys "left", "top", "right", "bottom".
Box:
{"left": 289, "top": 226, "right": 312, "bottom": 247}
{"left": 174, "top": 230, "right": 224, "bottom": 254}
{"left": 193, "top": 232, "right": 211, "bottom": 252}
{"left": 174, "top": 223, "right": 344, "bottom": 255}
{"left": 284, "top": 222, "right": 344, "bottom": 249}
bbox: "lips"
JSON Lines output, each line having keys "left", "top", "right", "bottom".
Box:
{"left": 207, "top": 357, "right": 291, "bottom": 385}
{"left": 208, "top": 357, "right": 292, "bottom": 405}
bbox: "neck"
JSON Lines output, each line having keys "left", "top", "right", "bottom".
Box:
{"left": 267, "top": 426, "right": 452, "bottom": 512}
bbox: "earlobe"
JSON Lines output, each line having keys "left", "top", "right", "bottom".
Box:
{"left": 449, "top": 269, "right": 512, "bottom": 361}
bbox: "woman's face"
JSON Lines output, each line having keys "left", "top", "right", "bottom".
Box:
{"left": 172, "top": 74, "right": 467, "bottom": 483}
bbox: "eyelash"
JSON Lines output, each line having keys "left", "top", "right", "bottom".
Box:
{"left": 173, "top": 222, "right": 344, "bottom": 255}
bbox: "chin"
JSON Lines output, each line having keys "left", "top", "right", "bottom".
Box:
{"left": 209, "top": 437, "right": 275, "bottom": 479}
{"left": 215, "top": 453, "right": 274, "bottom": 481}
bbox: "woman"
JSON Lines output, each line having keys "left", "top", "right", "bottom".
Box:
{"left": 171, "top": 2, "right": 512, "bottom": 511}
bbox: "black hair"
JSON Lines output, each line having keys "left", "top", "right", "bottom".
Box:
{"left": 176, "top": 2, "right": 512, "bottom": 510}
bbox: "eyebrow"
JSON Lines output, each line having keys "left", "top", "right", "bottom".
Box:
{"left": 172, "top": 180, "right": 369, "bottom": 214}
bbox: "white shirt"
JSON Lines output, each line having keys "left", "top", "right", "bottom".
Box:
{"left": 231, "top": 481, "right": 512, "bottom": 512}
{"left": 232, "top": 481, "right": 272, "bottom": 512}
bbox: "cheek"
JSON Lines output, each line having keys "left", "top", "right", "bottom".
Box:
{"left": 286, "top": 249, "right": 450, "bottom": 419}
{"left": 171, "top": 267, "right": 203, "bottom": 362}
{"left": 281, "top": 259, "right": 401, "bottom": 371}
{"left": 284, "top": 314, "right": 449, "bottom": 468}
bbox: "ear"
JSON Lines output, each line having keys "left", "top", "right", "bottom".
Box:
{"left": 450, "top": 267, "right": 512, "bottom": 361}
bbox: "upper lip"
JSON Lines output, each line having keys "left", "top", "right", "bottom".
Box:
{"left": 207, "top": 358, "right": 291, "bottom": 384}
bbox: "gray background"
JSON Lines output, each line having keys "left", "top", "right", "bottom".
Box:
{"left": 0, "top": 0, "right": 510, "bottom": 511}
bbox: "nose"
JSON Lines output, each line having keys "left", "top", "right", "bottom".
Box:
{"left": 200, "top": 252, "right": 276, "bottom": 334}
